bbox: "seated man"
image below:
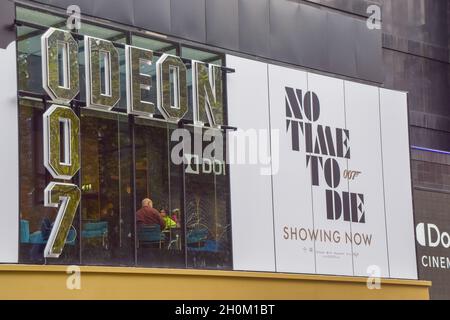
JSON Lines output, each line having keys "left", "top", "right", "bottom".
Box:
{"left": 160, "top": 209, "right": 177, "bottom": 230}
{"left": 136, "top": 198, "right": 165, "bottom": 230}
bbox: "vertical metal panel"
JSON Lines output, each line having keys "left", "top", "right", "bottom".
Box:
{"left": 268, "top": 64, "right": 316, "bottom": 274}
{"left": 268, "top": 0, "right": 301, "bottom": 65}
{"left": 205, "top": 0, "right": 239, "bottom": 50}
{"left": 380, "top": 89, "right": 418, "bottom": 280}
{"left": 327, "top": 11, "right": 357, "bottom": 78}
{"left": 269, "top": 0, "right": 328, "bottom": 70}
{"left": 133, "top": 0, "right": 171, "bottom": 35}
{"left": 226, "top": 55, "right": 276, "bottom": 272}
{"left": 306, "top": 0, "right": 378, "bottom": 17}
{"left": 344, "top": 80, "right": 390, "bottom": 278}
{"left": 170, "top": 0, "right": 206, "bottom": 42}
{"left": 238, "top": 0, "right": 270, "bottom": 57}
{"left": 307, "top": 73, "right": 353, "bottom": 276}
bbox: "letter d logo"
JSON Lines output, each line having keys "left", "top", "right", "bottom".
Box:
{"left": 416, "top": 223, "right": 426, "bottom": 247}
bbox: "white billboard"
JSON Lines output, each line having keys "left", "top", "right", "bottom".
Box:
{"left": 228, "top": 55, "right": 417, "bottom": 279}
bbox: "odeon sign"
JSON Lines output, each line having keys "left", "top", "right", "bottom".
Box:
{"left": 40, "top": 27, "right": 227, "bottom": 258}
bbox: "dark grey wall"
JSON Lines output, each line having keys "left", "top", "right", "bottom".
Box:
{"left": 308, "top": 0, "right": 450, "bottom": 301}
{"left": 30, "top": 0, "right": 383, "bottom": 83}
{"left": 380, "top": 0, "right": 450, "bottom": 301}
{"left": 0, "top": 0, "right": 15, "bottom": 48}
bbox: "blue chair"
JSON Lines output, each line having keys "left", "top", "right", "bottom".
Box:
{"left": 22, "top": 219, "right": 76, "bottom": 245}
{"left": 29, "top": 231, "right": 44, "bottom": 244}
{"left": 137, "top": 224, "right": 164, "bottom": 249}
{"left": 188, "top": 240, "right": 220, "bottom": 253}
{"left": 20, "top": 220, "right": 30, "bottom": 243}
{"left": 187, "top": 227, "right": 208, "bottom": 247}
{"left": 25, "top": 227, "right": 77, "bottom": 246}
{"left": 28, "top": 227, "right": 77, "bottom": 245}
{"left": 81, "top": 221, "right": 108, "bottom": 248}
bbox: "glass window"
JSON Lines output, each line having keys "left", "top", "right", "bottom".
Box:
{"left": 76, "top": 26, "right": 127, "bottom": 112}
{"left": 131, "top": 36, "right": 177, "bottom": 118}
{"left": 78, "top": 23, "right": 126, "bottom": 44}
{"left": 134, "top": 118, "right": 185, "bottom": 268}
{"left": 184, "top": 127, "right": 232, "bottom": 270}
{"left": 17, "top": 25, "right": 45, "bottom": 94}
{"left": 181, "top": 46, "right": 224, "bottom": 124}
{"left": 181, "top": 47, "right": 223, "bottom": 65}
{"left": 16, "top": 6, "right": 66, "bottom": 29}
{"left": 16, "top": 6, "right": 232, "bottom": 270}
{"left": 18, "top": 98, "right": 80, "bottom": 265}
{"left": 80, "top": 109, "right": 134, "bottom": 266}
{"left": 132, "top": 35, "right": 177, "bottom": 53}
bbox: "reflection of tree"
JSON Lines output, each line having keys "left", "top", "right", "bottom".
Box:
{"left": 195, "top": 64, "right": 225, "bottom": 126}
{"left": 18, "top": 54, "right": 29, "bottom": 91}
{"left": 185, "top": 192, "right": 230, "bottom": 247}
{"left": 80, "top": 116, "right": 102, "bottom": 220}
{"left": 19, "top": 104, "right": 42, "bottom": 231}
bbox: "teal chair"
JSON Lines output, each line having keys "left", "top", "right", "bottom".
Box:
{"left": 187, "top": 227, "right": 208, "bottom": 247}
{"left": 188, "top": 240, "right": 220, "bottom": 253}
{"left": 137, "top": 224, "right": 164, "bottom": 249}
{"left": 81, "top": 221, "right": 108, "bottom": 238}
{"left": 81, "top": 221, "right": 108, "bottom": 247}
{"left": 20, "top": 220, "right": 30, "bottom": 243}
{"left": 29, "top": 228, "right": 77, "bottom": 245}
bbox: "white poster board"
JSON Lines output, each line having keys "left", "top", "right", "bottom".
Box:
{"left": 228, "top": 54, "right": 417, "bottom": 279}
{"left": 0, "top": 42, "right": 19, "bottom": 263}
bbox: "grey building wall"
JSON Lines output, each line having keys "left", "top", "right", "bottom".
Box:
{"left": 315, "top": 0, "right": 450, "bottom": 300}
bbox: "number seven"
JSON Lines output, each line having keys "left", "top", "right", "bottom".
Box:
{"left": 44, "top": 182, "right": 81, "bottom": 258}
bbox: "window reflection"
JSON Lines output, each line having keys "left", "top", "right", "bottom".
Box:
{"left": 80, "top": 109, "right": 133, "bottom": 265}
{"left": 16, "top": 7, "right": 66, "bottom": 29}
{"left": 17, "top": 26, "right": 44, "bottom": 94}
{"left": 132, "top": 35, "right": 177, "bottom": 53}
{"left": 184, "top": 127, "right": 232, "bottom": 270}
{"left": 134, "top": 118, "right": 185, "bottom": 268}
{"left": 17, "top": 8, "right": 233, "bottom": 270}
{"left": 131, "top": 36, "right": 177, "bottom": 119}
{"left": 18, "top": 99, "right": 80, "bottom": 265}
{"left": 181, "top": 46, "right": 224, "bottom": 124}
{"left": 78, "top": 24, "right": 126, "bottom": 44}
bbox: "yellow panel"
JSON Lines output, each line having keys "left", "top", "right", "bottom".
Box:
{"left": 0, "top": 265, "right": 430, "bottom": 300}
